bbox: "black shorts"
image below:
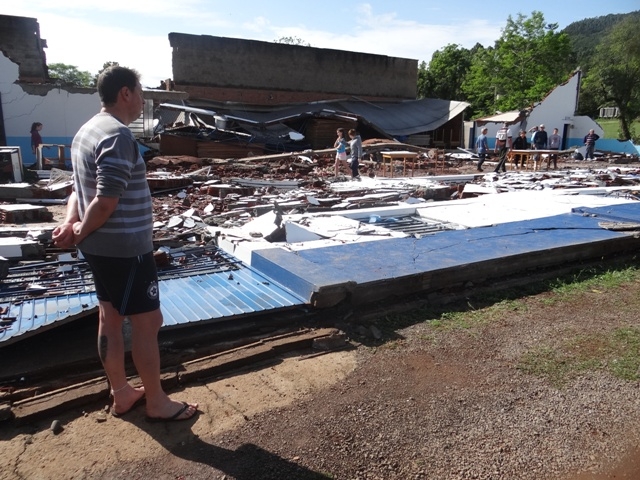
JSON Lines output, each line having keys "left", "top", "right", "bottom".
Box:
{"left": 82, "top": 251, "right": 160, "bottom": 316}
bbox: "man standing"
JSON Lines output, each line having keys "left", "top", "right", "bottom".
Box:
{"left": 583, "top": 129, "right": 600, "bottom": 160}
{"left": 512, "top": 130, "right": 529, "bottom": 169}
{"left": 348, "top": 128, "right": 362, "bottom": 180}
{"left": 528, "top": 125, "right": 539, "bottom": 144}
{"left": 532, "top": 124, "right": 548, "bottom": 170}
{"left": 547, "top": 127, "right": 562, "bottom": 170}
{"left": 493, "top": 123, "right": 512, "bottom": 173}
{"left": 52, "top": 66, "right": 198, "bottom": 422}
{"left": 475, "top": 127, "right": 489, "bottom": 172}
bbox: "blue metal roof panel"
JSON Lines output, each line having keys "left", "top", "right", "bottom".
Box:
{"left": 159, "top": 268, "right": 305, "bottom": 327}
{"left": 0, "top": 292, "right": 99, "bottom": 345}
{"left": 0, "top": 259, "right": 306, "bottom": 347}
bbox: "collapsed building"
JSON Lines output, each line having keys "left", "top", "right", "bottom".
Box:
{"left": 1, "top": 14, "right": 640, "bottom": 422}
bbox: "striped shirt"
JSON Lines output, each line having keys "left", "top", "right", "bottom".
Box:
{"left": 72, "top": 112, "right": 153, "bottom": 257}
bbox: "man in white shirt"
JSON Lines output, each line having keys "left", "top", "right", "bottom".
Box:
{"left": 493, "top": 123, "right": 513, "bottom": 173}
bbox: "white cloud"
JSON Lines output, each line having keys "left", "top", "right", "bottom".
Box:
{"left": 36, "top": 12, "right": 171, "bottom": 87}
{"left": 3, "top": 1, "right": 503, "bottom": 85}
{"left": 269, "top": 12, "right": 500, "bottom": 64}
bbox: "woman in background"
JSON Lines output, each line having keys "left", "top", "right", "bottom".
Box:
{"left": 30, "top": 122, "right": 43, "bottom": 154}
{"left": 333, "top": 128, "right": 348, "bottom": 177}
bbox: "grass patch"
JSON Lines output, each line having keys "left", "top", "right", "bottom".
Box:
{"left": 517, "top": 327, "right": 640, "bottom": 386}
{"left": 543, "top": 266, "right": 640, "bottom": 304}
{"left": 598, "top": 118, "right": 640, "bottom": 139}
{"left": 376, "top": 266, "right": 640, "bottom": 334}
{"left": 430, "top": 298, "right": 526, "bottom": 332}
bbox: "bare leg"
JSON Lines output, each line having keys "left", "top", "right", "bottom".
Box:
{"left": 129, "top": 308, "right": 198, "bottom": 420}
{"left": 97, "top": 301, "right": 145, "bottom": 414}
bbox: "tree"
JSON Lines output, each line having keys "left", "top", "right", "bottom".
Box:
{"left": 274, "top": 36, "right": 311, "bottom": 47}
{"left": 462, "top": 11, "right": 572, "bottom": 117}
{"left": 499, "top": 13, "right": 572, "bottom": 107}
{"left": 47, "top": 63, "right": 93, "bottom": 87}
{"left": 584, "top": 17, "right": 640, "bottom": 141}
{"left": 418, "top": 44, "right": 472, "bottom": 101}
{"left": 417, "top": 61, "right": 429, "bottom": 99}
{"left": 563, "top": 11, "right": 640, "bottom": 72}
{"left": 93, "top": 61, "right": 120, "bottom": 87}
{"left": 461, "top": 45, "right": 497, "bottom": 118}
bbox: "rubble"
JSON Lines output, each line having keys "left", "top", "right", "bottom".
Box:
{"left": 144, "top": 150, "right": 640, "bottom": 243}
{"left": 0, "top": 149, "right": 636, "bottom": 257}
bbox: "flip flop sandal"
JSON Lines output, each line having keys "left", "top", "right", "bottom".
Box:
{"left": 145, "top": 402, "right": 198, "bottom": 423}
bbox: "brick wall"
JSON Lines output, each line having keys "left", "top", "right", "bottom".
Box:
{"left": 169, "top": 33, "right": 417, "bottom": 104}
{"left": 0, "top": 15, "right": 48, "bottom": 83}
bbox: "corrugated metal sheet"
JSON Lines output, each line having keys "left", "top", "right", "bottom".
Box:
{"left": 0, "top": 248, "right": 306, "bottom": 348}
{"left": 159, "top": 267, "right": 304, "bottom": 327}
{"left": 0, "top": 291, "right": 99, "bottom": 346}
{"left": 337, "top": 98, "right": 470, "bottom": 137}
{"left": 178, "top": 97, "right": 470, "bottom": 138}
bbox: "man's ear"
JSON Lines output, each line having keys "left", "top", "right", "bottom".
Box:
{"left": 119, "top": 86, "right": 131, "bottom": 102}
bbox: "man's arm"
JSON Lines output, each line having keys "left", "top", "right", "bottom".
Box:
{"left": 52, "top": 191, "right": 80, "bottom": 248}
{"left": 72, "top": 195, "right": 120, "bottom": 244}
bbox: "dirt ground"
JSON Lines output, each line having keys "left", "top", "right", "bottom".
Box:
{"left": 2, "top": 262, "right": 640, "bottom": 479}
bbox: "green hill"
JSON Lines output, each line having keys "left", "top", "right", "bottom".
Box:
{"left": 563, "top": 11, "right": 640, "bottom": 72}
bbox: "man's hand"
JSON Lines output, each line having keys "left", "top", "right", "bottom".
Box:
{"left": 52, "top": 223, "right": 76, "bottom": 249}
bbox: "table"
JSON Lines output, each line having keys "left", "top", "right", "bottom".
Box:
{"left": 379, "top": 150, "right": 419, "bottom": 177}
{"left": 508, "top": 149, "right": 565, "bottom": 171}
{"left": 36, "top": 144, "right": 71, "bottom": 170}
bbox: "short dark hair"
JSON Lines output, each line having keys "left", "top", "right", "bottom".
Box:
{"left": 97, "top": 66, "right": 140, "bottom": 106}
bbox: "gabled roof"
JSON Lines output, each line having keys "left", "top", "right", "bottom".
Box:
{"left": 473, "top": 110, "right": 527, "bottom": 125}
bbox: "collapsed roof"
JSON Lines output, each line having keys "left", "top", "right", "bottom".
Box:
{"left": 155, "top": 97, "right": 470, "bottom": 149}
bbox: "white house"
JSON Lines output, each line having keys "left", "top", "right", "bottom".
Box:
{"left": 470, "top": 70, "right": 638, "bottom": 155}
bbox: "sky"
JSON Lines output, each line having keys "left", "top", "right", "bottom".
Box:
{"left": 3, "top": 0, "right": 638, "bottom": 88}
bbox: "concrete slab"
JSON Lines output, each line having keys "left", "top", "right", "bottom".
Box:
{"left": 249, "top": 201, "right": 640, "bottom": 307}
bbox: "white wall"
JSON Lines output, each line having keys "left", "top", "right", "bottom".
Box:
{"left": 474, "top": 71, "right": 606, "bottom": 151}
{"left": 1, "top": 52, "right": 100, "bottom": 165}
{"left": 523, "top": 72, "right": 581, "bottom": 133}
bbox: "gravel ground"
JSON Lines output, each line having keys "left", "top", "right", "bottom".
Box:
{"left": 86, "top": 265, "right": 640, "bottom": 480}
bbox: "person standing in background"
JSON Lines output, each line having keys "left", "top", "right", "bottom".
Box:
{"left": 512, "top": 130, "right": 529, "bottom": 169}
{"left": 30, "top": 122, "right": 43, "bottom": 154}
{"left": 583, "top": 129, "right": 600, "bottom": 160}
{"left": 493, "top": 123, "right": 512, "bottom": 173}
{"left": 333, "top": 128, "right": 348, "bottom": 177}
{"left": 532, "top": 124, "right": 548, "bottom": 170}
{"left": 547, "top": 128, "right": 562, "bottom": 170}
{"left": 475, "top": 127, "right": 489, "bottom": 172}
{"left": 528, "top": 125, "right": 539, "bottom": 145}
{"left": 348, "top": 128, "right": 362, "bottom": 180}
